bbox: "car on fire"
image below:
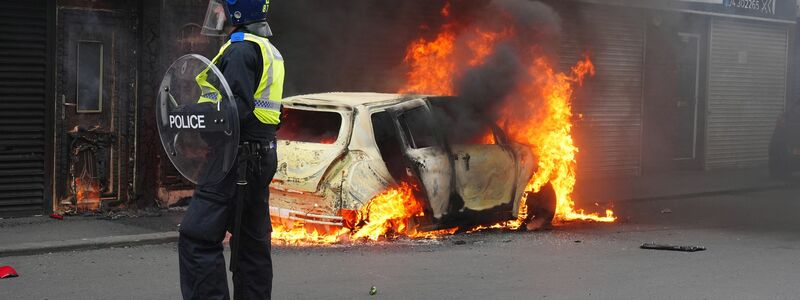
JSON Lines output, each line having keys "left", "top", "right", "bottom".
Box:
{"left": 269, "top": 92, "right": 556, "bottom": 233}
{"left": 769, "top": 100, "right": 800, "bottom": 179}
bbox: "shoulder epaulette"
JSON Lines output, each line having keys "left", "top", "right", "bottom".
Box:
{"left": 231, "top": 32, "right": 246, "bottom": 43}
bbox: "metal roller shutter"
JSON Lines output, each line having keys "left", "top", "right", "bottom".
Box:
{"left": 706, "top": 18, "right": 789, "bottom": 169}
{"left": 560, "top": 5, "right": 645, "bottom": 177}
{"left": 0, "top": 0, "right": 50, "bottom": 215}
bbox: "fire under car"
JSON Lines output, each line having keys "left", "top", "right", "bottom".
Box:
{"left": 268, "top": 92, "right": 556, "bottom": 233}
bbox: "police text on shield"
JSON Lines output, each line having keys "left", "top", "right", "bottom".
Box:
{"left": 170, "top": 114, "right": 207, "bottom": 129}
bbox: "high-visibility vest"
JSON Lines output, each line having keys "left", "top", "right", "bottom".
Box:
{"left": 196, "top": 32, "right": 285, "bottom": 125}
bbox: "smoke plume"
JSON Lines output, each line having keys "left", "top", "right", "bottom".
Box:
{"left": 422, "top": 0, "right": 565, "bottom": 143}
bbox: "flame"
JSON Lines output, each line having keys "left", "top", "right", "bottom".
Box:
{"left": 271, "top": 183, "right": 441, "bottom": 245}
{"left": 441, "top": 2, "right": 451, "bottom": 18}
{"left": 398, "top": 16, "right": 512, "bottom": 96}
{"left": 399, "top": 29, "right": 457, "bottom": 96}
{"left": 466, "top": 27, "right": 514, "bottom": 66}
{"left": 269, "top": 2, "right": 615, "bottom": 246}
{"left": 502, "top": 57, "right": 615, "bottom": 223}
{"left": 398, "top": 3, "right": 614, "bottom": 226}
{"left": 319, "top": 137, "right": 337, "bottom": 144}
{"left": 351, "top": 183, "right": 426, "bottom": 240}
{"left": 271, "top": 223, "right": 348, "bottom": 246}
{"left": 478, "top": 131, "right": 496, "bottom": 145}
{"left": 75, "top": 178, "right": 100, "bottom": 211}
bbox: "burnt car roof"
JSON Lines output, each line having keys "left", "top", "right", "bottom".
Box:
{"left": 283, "top": 92, "right": 429, "bottom": 108}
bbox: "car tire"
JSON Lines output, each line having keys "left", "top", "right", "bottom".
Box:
{"left": 524, "top": 183, "right": 556, "bottom": 231}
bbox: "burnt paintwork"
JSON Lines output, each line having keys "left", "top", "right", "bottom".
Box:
{"left": 269, "top": 93, "right": 541, "bottom": 231}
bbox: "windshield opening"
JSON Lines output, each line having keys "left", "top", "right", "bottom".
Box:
{"left": 278, "top": 108, "right": 342, "bottom": 144}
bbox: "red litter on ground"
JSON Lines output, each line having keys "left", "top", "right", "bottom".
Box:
{"left": 0, "top": 266, "right": 18, "bottom": 279}
{"left": 49, "top": 213, "right": 63, "bottom": 220}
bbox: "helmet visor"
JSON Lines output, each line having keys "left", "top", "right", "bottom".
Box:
{"left": 201, "top": 0, "right": 228, "bottom": 36}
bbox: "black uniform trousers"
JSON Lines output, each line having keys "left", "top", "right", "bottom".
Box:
{"left": 179, "top": 145, "right": 277, "bottom": 300}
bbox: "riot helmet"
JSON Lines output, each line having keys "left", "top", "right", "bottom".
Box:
{"left": 202, "top": 0, "right": 273, "bottom": 37}
{"left": 224, "top": 0, "right": 270, "bottom": 26}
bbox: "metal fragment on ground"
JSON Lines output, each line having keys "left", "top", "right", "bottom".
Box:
{"left": 640, "top": 243, "right": 706, "bottom": 252}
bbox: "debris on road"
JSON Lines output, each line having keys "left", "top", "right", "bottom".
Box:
{"left": 49, "top": 213, "right": 64, "bottom": 220}
{"left": 453, "top": 240, "right": 466, "bottom": 245}
{"left": 369, "top": 286, "right": 378, "bottom": 296}
{"left": 0, "top": 266, "right": 18, "bottom": 279}
{"left": 660, "top": 209, "right": 673, "bottom": 214}
{"left": 640, "top": 243, "right": 706, "bottom": 252}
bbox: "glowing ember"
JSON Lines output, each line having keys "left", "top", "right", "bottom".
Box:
{"left": 478, "top": 131, "right": 496, "bottom": 145}
{"left": 75, "top": 178, "right": 100, "bottom": 211}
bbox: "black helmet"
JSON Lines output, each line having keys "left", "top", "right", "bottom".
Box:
{"left": 224, "top": 0, "right": 269, "bottom": 26}
{"left": 202, "top": 0, "right": 272, "bottom": 36}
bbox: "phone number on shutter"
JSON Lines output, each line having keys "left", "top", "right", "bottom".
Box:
{"left": 725, "top": 0, "right": 775, "bottom": 14}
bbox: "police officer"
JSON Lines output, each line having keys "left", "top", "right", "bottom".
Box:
{"left": 179, "top": 0, "right": 284, "bottom": 299}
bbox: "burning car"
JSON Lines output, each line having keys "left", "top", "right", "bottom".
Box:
{"left": 269, "top": 92, "right": 556, "bottom": 235}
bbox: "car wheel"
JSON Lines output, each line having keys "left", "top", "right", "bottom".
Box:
{"left": 524, "top": 183, "right": 556, "bottom": 231}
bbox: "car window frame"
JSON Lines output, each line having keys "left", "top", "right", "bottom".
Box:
{"left": 396, "top": 105, "right": 440, "bottom": 150}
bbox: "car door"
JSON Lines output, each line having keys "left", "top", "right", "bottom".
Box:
{"left": 450, "top": 127, "right": 517, "bottom": 212}
{"left": 387, "top": 99, "right": 453, "bottom": 220}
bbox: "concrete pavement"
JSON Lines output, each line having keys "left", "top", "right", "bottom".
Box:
{"left": 0, "top": 168, "right": 796, "bottom": 258}
{"left": 0, "top": 209, "right": 183, "bottom": 258}
{"left": 2, "top": 187, "right": 800, "bottom": 299}
{"left": 574, "top": 166, "right": 797, "bottom": 205}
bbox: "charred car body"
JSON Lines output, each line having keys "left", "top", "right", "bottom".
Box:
{"left": 269, "top": 93, "right": 555, "bottom": 232}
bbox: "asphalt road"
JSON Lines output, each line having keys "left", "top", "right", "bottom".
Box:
{"left": 2, "top": 187, "right": 800, "bottom": 300}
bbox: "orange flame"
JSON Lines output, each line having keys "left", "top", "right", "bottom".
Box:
{"left": 399, "top": 29, "right": 457, "bottom": 96}
{"left": 502, "top": 56, "right": 615, "bottom": 223}
{"left": 271, "top": 223, "right": 348, "bottom": 246}
{"left": 75, "top": 178, "right": 100, "bottom": 211}
{"left": 350, "top": 183, "right": 425, "bottom": 240}
{"left": 271, "top": 183, "right": 447, "bottom": 245}
{"left": 397, "top": 6, "right": 615, "bottom": 225}
{"left": 466, "top": 27, "right": 514, "bottom": 66}
{"left": 270, "top": 2, "right": 615, "bottom": 246}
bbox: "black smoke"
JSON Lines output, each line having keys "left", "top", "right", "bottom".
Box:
{"left": 268, "top": 0, "right": 448, "bottom": 96}
{"left": 438, "top": 0, "right": 564, "bottom": 144}
{"left": 266, "top": 0, "right": 566, "bottom": 144}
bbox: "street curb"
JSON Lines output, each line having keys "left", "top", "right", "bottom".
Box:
{"left": 621, "top": 182, "right": 796, "bottom": 203}
{"left": 0, "top": 182, "right": 794, "bottom": 257}
{"left": 0, "top": 231, "right": 179, "bottom": 258}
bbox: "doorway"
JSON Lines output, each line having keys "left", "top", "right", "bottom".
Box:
{"left": 55, "top": 7, "right": 135, "bottom": 212}
{"left": 643, "top": 13, "right": 708, "bottom": 173}
{"left": 674, "top": 33, "right": 702, "bottom": 162}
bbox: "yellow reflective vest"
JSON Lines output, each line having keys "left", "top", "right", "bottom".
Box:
{"left": 197, "top": 32, "right": 285, "bottom": 125}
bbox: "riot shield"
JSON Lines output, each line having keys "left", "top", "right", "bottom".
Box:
{"left": 157, "top": 54, "right": 239, "bottom": 185}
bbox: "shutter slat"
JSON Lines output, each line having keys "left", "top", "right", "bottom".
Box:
{"left": 0, "top": 0, "right": 48, "bottom": 214}
{"left": 706, "top": 19, "right": 789, "bottom": 169}
{"left": 561, "top": 5, "right": 644, "bottom": 177}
